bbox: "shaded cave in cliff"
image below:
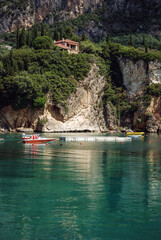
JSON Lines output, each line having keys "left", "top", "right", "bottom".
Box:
{"left": 47, "top": 105, "right": 64, "bottom": 122}
{"left": 110, "top": 58, "right": 124, "bottom": 88}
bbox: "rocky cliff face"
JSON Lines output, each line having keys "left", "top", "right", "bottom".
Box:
{"left": 119, "top": 59, "right": 161, "bottom": 96}
{"left": 0, "top": 64, "right": 109, "bottom": 132}
{"left": 0, "top": 0, "right": 103, "bottom": 33}
{"left": 0, "top": 60, "right": 160, "bottom": 133}
{"left": 119, "top": 58, "right": 161, "bottom": 132}
{"left": 1, "top": 0, "right": 161, "bottom": 34}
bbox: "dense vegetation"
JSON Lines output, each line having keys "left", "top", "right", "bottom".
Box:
{"left": 0, "top": 40, "right": 91, "bottom": 110}
{"left": 0, "top": 22, "right": 161, "bottom": 126}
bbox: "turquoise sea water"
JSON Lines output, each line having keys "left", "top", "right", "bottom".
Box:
{"left": 0, "top": 133, "right": 161, "bottom": 240}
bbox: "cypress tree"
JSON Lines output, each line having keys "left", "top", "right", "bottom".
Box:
{"left": 53, "top": 29, "right": 57, "bottom": 40}
{"left": 143, "top": 34, "right": 146, "bottom": 46}
{"left": 81, "top": 32, "right": 88, "bottom": 41}
{"left": 145, "top": 44, "right": 148, "bottom": 53}
{"left": 19, "top": 26, "right": 26, "bottom": 48}
{"left": 106, "top": 32, "right": 111, "bottom": 44}
{"left": 57, "top": 32, "right": 60, "bottom": 41}
{"left": 32, "top": 24, "right": 38, "bottom": 44}
{"left": 26, "top": 29, "right": 31, "bottom": 47}
{"left": 7, "top": 50, "right": 14, "bottom": 75}
{"left": 60, "top": 27, "right": 63, "bottom": 40}
{"left": 54, "top": 29, "right": 60, "bottom": 41}
{"left": 129, "top": 34, "right": 134, "bottom": 47}
{"left": 41, "top": 23, "right": 45, "bottom": 36}
{"left": 65, "top": 26, "right": 73, "bottom": 38}
{"left": 16, "top": 26, "right": 20, "bottom": 49}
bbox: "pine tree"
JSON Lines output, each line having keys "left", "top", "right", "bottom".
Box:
{"left": 129, "top": 34, "right": 134, "bottom": 47}
{"left": 41, "top": 23, "right": 45, "bottom": 36}
{"left": 16, "top": 26, "right": 20, "bottom": 49}
{"left": 19, "top": 26, "right": 26, "bottom": 48}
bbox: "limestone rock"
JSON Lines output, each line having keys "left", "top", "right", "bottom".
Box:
{"left": 119, "top": 59, "right": 161, "bottom": 96}
{"left": 104, "top": 103, "right": 118, "bottom": 130}
{"left": 16, "top": 127, "right": 34, "bottom": 132}
{"left": 42, "top": 64, "right": 107, "bottom": 132}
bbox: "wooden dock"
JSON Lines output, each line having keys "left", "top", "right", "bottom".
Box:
{"left": 59, "top": 136, "right": 132, "bottom": 142}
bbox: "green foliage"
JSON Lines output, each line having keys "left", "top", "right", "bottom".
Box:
{"left": 16, "top": 26, "right": 20, "bottom": 49}
{"left": 3, "top": 72, "right": 33, "bottom": 109}
{"left": 106, "top": 33, "right": 111, "bottom": 44}
{"left": 1, "top": 47, "right": 91, "bottom": 109}
{"left": 33, "top": 36, "right": 53, "bottom": 50}
{"left": 39, "top": 118, "right": 48, "bottom": 126}
{"left": 80, "top": 40, "right": 102, "bottom": 55}
{"left": 26, "top": 29, "right": 31, "bottom": 47}
{"left": 103, "top": 83, "right": 117, "bottom": 104}
{"left": 19, "top": 26, "right": 26, "bottom": 48}
{"left": 48, "top": 75, "right": 77, "bottom": 104}
{"left": 81, "top": 32, "right": 88, "bottom": 41}
{"left": 109, "top": 42, "right": 161, "bottom": 62}
{"left": 112, "top": 34, "right": 161, "bottom": 50}
{"left": 32, "top": 25, "right": 38, "bottom": 44}
{"left": 145, "top": 84, "right": 161, "bottom": 97}
{"left": 41, "top": 23, "right": 45, "bottom": 36}
{"left": 129, "top": 35, "right": 134, "bottom": 47}
{"left": 33, "top": 95, "right": 47, "bottom": 108}
{"left": 3, "top": 49, "right": 36, "bottom": 75}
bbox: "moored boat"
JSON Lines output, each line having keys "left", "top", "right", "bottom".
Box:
{"left": 0, "top": 138, "right": 4, "bottom": 142}
{"left": 126, "top": 132, "right": 144, "bottom": 136}
{"left": 22, "top": 134, "right": 56, "bottom": 144}
{"left": 128, "top": 135, "right": 143, "bottom": 138}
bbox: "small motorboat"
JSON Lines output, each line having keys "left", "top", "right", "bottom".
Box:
{"left": 128, "top": 135, "right": 143, "bottom": 139}
{"left": 0, "top": 138, "right": 4, "bottom": 142}
{"left": 126, "top": 132, "right": 144, "bottom": 136}
{"left": 22, "top": 134, "right": 56, "bottom": 144}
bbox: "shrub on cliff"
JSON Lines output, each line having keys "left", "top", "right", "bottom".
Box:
{"left": 145, "top": 83, "right": 161, "bottom": 97}
{"left": 33, "top": 95, "right": 47, "bottom": 109}
{"left": 33, "top": 36, "right": 53, "bottom": 50}
{"left": 80, "top": 40, "right": 102, "bottom": 55}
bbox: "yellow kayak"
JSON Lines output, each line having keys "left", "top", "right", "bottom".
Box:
{"left": 126, "top": 132, "right": 144, "bottom": 135}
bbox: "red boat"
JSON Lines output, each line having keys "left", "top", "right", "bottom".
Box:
{"left": 22, "top": 134, "right": 56, "bottom": 144}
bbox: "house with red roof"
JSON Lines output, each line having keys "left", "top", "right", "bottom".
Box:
{"left": 54, "top": 39, "right": 79, "bottom": 54}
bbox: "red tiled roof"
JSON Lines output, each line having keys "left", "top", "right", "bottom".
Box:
{"left": 55, "top": 39, "right": 79, "bottom": 45}
{"left": 55, "top": 43, "right": 71, "bottom": 50}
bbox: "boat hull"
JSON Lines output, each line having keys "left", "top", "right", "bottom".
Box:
{"left": 126, "top": 132, "right": 144, "bottom": 135}
{"left": 22, "top": 138, "right": 56, "bottom": 144}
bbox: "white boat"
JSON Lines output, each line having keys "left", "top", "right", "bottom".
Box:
{"left": 22, "top": 134, "right": 56, "bottom": 144}
{"left": 0, "top": 138, "right": 4, "bottom": 142}
{"left": 128, "top": 135, "right": 143, "bottom": 138}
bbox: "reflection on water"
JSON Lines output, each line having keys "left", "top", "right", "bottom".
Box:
{"left": 0, "top": 134, "right": 161, "bottom": 239}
